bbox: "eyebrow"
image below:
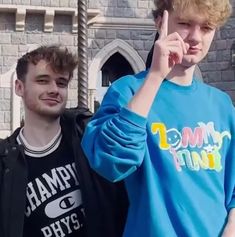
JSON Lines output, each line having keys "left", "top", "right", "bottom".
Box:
{"left": 175, "top": 16, "right": 213, "bottom": 26}
{"left": 176, "top": 16, "right": 192, "bottom": 21}
{"left": 35, "top": 74, "right": 50, "bottom": 79}
{"left": 35, "top": 74, "right": 69, "bottom": 81}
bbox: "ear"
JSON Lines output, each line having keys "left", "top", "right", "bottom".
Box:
{"left": 15, "top": 79, "right": 24, "bottom": 97}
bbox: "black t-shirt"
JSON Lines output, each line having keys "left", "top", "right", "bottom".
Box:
{"left": 22, "top": 137, "right": 86, "bottom": 237}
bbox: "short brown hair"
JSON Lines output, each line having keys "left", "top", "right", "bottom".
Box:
{"left": 16, "top": 45, "right": 78, "bottom": 81}
{"left": 153, "top": 0, "right": 232, "bottom": 27}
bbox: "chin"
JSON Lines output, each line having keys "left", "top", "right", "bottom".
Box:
{"left": 37, "top": 106, "right": 66, "bottom": 119}
{"left": 183, "top": 54, "right": 205, "bottom": 65}
{"left": 181, "top": 58, "right": 201, "bottom": 67}
{"left": 41, "top": 111, "right": 63, "bottom": 120}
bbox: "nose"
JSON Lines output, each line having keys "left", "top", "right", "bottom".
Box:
{"left": 187, "top": 26, "right": 202, "bottom": 44}
{"left": 47, "top": 80, "right": 59, "bottom": 94}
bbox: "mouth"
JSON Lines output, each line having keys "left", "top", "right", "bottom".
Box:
{"left": 171, "top": 140, "right": 180, "bottom": 148}
{"left": 187, "top": 46, "right": 201, "bottom": 54}
{"left": 41, "top": 98, "right": 61, "bottom": 105}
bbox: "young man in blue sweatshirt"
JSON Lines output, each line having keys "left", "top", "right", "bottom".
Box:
{"left": 82, "top": 0, "right": 235, "bottom": 236}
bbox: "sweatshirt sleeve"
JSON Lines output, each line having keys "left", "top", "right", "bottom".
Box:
{"left": 81, "top": 77, "right": 148, "bottom": 182}
{"left": 225, "top": 138, "right": 235, "bottom": 211}
{"left": 225, "top": 105, "right": 235, "bottom": 212}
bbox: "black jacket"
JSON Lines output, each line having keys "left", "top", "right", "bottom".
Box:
{"left": 0, "top": 108, "right": 128, "bottom": 237}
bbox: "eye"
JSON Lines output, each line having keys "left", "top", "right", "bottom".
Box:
{"left": 202, "top": 25, "right": 214, "bottom": 32}
{"left": 37, "top": 79, "right": 48, "bottom": 84}
{"left": 178, "top": 22, "right": 190, "bottom": 26}
{"left": 56, "top": 80, "right": 68, "bottom": 88}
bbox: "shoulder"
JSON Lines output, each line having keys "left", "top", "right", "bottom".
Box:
{"left": 0, "top": 138, "right": 7, "bottom": 156}
{"left": 196, "top": 81, "right": 235, "bottom": 123}
{"left": 110, "top": 70, "right": 148, "bottom": 91}
{"left": 0, "top": 130, "right": 20, "bottom": 158}
{"left": 62, "top": 107, "right": 93, "bottom": 122}
{"left": 0, "top": 128, "right": 19, "bottom": 146}
{"left": 197, "top": 81, "right": 233, "bottom": 106}
{"left": 61, "top": 107, "right": 93, "bottom": 134}
{"left": 102, "top": 70, "right": 148, "bottom": 102}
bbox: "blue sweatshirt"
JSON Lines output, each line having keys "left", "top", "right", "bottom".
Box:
{"left": 82, "top": 70, "right": 235, "bottom": 237}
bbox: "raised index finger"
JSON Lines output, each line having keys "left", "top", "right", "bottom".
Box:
{"left": 159, "top": 10, "right": 168, "bottom": 39}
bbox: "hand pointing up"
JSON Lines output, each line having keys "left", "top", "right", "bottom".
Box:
{"left": 150, "top": 10, "right": 189, "bottom": 80}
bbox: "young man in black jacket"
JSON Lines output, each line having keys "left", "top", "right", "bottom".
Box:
{"left": 0, "top": 45, "right": 128, "bottom": 237}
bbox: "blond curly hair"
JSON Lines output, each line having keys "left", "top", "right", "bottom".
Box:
{"left": 153, "top": 0, "right": 232, "bottom": 27}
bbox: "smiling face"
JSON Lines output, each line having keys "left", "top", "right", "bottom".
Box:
{"left": 167, "top": 128, "right": 182, "bottom": 150}
{"left": 166, "top": 8, "right": 216, "bottom": 67}
{"left": 15, "top": 60, "right": 70, "bottom": 120}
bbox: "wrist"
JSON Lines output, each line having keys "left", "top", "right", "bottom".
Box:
{"left": 147, "top": 70, "right": 165, "bottom": 83}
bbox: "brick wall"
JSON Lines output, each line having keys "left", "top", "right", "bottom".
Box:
{"left": 200, "top": 0, "right": 235, "bottom": 101}
{"left": 0, "top": 0, "right": 77, "bottom": 7}
{"left": 88, "top": 28, "right": 154, "bottom": 64}
{"left": 0, "top": 87, "right": 11, "bottom": 132}
{"left": 88, "top": 0, "right": 154, "bottom": 65}
{"left": 93, "top": 0, "right": 153, "bottom": 18}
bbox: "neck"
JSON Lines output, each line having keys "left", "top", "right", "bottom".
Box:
{"left": 166, "top": 64, "right": 196, "bottom": 86}
{"left": 23, "top": 112, "right": 61, "bottom": 147}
